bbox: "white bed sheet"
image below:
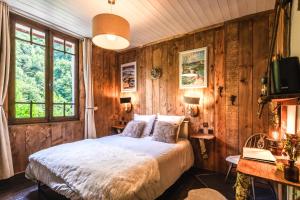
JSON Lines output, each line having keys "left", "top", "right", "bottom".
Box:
{"left": 25, "top": 135, "right": 194, "bottom": 200}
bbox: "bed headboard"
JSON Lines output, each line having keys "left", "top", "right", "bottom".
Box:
{"left": 178, "top": 120, "right": 189, "bottom": 139}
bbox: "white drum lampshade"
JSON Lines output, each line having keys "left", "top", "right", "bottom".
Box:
{"left": 92, "top": 13, "right": 130, "bottom": 50}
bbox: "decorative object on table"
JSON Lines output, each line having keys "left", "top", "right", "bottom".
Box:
{"left": 184, "top": 96, "right": 200, "bottom": 117}
{"left": 150, "top": 67, "right": 162, "bottom": 79}
{"left": 282, "top": 134, "right": 300, "bottom": 182}
{"left": 92, "top": 0, "right": 130, "bottom": 50}
{"left": 267, "top": 131, "right": 283, "bottom": 155}
{"left": 179, "top": 47, "right": 207, "bottom": 89}
{"left": 120, "top": 97, "right": 132, "bottom": 113}
{"left": 121, "top": 61, "right": 137, "bottom": 92}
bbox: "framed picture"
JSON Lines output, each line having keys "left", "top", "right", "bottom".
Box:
{"left": 121, "top": 61, "right": 137, "bottom": 92}
{"left": 179, "top": 47, "right": 207, "bottom": 89}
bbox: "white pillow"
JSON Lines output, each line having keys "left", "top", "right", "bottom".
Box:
{"left": 156, "top": 114, "right": 185, "bottom": 138}
{"left": 134, "top": 114, "right": 156, "bottom": 137}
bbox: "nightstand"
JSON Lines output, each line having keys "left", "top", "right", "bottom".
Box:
{"left": 111, "top": 124, "right": 126, "bottom": 134}
{"left": 190, "top": 133, "right": 215, "bottom": 161}
{"left": 190, "top": 133, "right": 216, "bottom": 183}
{"left": 190, "top": 133, "right": 215, "bottom": 140}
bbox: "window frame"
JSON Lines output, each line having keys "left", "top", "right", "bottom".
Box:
{"left": 8, "top": 14, "right": 79, "bottom": 125}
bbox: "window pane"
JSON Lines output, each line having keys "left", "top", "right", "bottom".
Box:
{"left": 65, "top": 41, "right": 75, "bottom": 54}
{"left": 15, "top": 40, "right": 46, "bottom": 118}
{"left": 53, "top": 50, "right": 75, "bottom": 116}
{"left": 32, "top": 104, "right": 45, "bottom": 118}
{"left": 53, "top": 104, "right": 64, "bottom": 117}
{"left": 32, "top": 29, "right": 45, "bottom": 45}
{"left": 15, "top": 103, "right": 30, "bottom": 118}
{"left": 53, "top": 37, "right": 64, "bottom": 51}
{"left": 65, "top": 104, "right": 75, "bottom": 116}
{"left": 16, "top": 23, "right": 30, "bottom": 41}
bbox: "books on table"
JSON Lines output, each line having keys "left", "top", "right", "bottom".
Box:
{"left": 243, "top": 147, "right": 276, "bottom": 164}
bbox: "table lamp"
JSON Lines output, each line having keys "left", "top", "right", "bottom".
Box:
{"left": 120, "top": 97, "right": 132, "bottom": 113}
{"left": 184, "top": 96, "right": 199, "bottom": 117}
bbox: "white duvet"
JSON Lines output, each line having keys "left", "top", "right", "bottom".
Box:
{"left": 26, "top": 135, "right": 194, "bottom": 200}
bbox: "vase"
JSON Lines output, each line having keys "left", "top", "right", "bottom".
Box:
{"left": 284, "top": 159, "right": 299, "bottom": 182}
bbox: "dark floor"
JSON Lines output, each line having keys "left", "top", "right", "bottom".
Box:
{"left": 0, "top": 168, "right": 274, "bottom": 200}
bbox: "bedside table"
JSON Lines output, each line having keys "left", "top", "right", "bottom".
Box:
{"left": 190, "top": 133, "right": 215, "bottom": 160}
{"left": 190, "top": 133, "right": 215, "bottom": 140}
{"left": 190, "top": 133, "right": 216, "bottom": 184}
{"left": 111, "top": 125, "right": 126, "bottom": 134}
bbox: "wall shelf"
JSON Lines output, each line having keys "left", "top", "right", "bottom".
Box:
{"left": 268, "top": 93, "right": 300, "bottom": 102}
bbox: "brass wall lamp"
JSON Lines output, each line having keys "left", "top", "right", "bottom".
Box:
{"left": 184, "top": 96, "right": 200, "bottom": 117}
{"left": 120, "top": 97, "right": 132, "bottom": 113}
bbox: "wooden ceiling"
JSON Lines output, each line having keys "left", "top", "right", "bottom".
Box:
{"left": 7, "top": 0, "right": 275, "bottom": 47}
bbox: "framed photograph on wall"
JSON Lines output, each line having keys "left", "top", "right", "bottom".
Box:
{"left": 121, "top": 61, "right": 137, "bottom": 92}
{"left": 179, "top": 47, "right": 207, "bottom": 89}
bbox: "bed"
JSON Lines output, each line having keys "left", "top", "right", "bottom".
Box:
{"left": 25, "top": 121, "right": 194, "bottom": 200}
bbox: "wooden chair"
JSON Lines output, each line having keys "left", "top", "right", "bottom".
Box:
{"left": 225, "top": 133, "right": 276, "bottom": 200}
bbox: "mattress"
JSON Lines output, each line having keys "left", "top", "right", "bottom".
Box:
{"left": 25, "top": 135, "right": 194, "bottom": 200}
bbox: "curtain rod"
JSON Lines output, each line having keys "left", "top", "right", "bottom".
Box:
{"left": 9, "top": 5, "right": 85, "bottom": 41}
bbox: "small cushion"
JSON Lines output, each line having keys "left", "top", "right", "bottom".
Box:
{"left": 122, "top": 121, "right": 146, "bottom": 138}
{"left": 157, "top": 114, "right": 185, "bottom": 139}
{"left": 134, "top": 114, "right": 156, "bottom": 137}
{"left": 184, "top": 188, "right": 226, "bottom": 200}
{"left": 152, "top": 121, "right": 179, "bottom": 143}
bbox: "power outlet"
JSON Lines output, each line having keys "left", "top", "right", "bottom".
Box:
{"left": 203, "top": 122, "right": 209, "bottom": 128}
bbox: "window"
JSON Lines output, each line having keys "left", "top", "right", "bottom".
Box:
{"left": 9, "top": 14, "right": 79, "bottom": 124}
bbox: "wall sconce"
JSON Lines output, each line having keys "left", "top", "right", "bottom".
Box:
{"left": 184, "top": 96, "right": 200, "bottom": 117}
{"left": 120, "top": 97, "right": 132, "bottom": 113}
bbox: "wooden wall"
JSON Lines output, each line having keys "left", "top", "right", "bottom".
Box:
{"left": 92, "top": 11, "right": 274, "bottom": 172}
{"left": 92, "top": 47, "right": 119, "bottom": 137}
{"left": 6, "top": 43, "right": 86, "bottom": 174}
{"left": 6, "top": 11, "right": 274, "bottom": 174}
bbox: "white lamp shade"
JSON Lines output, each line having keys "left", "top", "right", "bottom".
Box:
{"left": 92, "top": 13, "right": 130, "bottom": 50}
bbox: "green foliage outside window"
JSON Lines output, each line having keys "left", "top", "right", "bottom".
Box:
{"left": 14, "top": 23, "right": 76, "bottom": 119}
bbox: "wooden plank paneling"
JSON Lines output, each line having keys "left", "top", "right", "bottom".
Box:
{"left": 145, "top": 46, "right": 153, "bottom": 115}
{"left": 160, "top": 42, "right": 169, "bottom": 115}
{"left": 252, "top": 15, "right": 270, "bottom": 133}
{"left": 214, "top": 28, "right": 226, "bottom": 173}
{"left": 238, "top": 20, "right": 253, "bottom": 152}
{"left": 225, "top": 21, "right": 240, "bottom": 156}
{"left": 152, "top": 45, "right": 162, "bottom": 115}
{"left": 167, "top": 41, "right": 177, "bottom": 115}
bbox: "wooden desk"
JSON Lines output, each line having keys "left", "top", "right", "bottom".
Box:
{"left": 237, "top": 158, "right": 300, "bottom": 200}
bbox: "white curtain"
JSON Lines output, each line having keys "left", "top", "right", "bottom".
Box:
{"left": 0, "top": 1, "right": 14, "bottom": 180}
{"left": 83, "top": 38, "right": 96, "bottom": 139}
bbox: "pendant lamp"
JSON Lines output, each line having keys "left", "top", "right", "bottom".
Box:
{"left": 92, "top": 0, "right": 130, "bottom": 50}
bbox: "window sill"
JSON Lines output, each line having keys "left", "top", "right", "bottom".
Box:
{"left": 8, "top": 118, "right": 82, "bottom": 127}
